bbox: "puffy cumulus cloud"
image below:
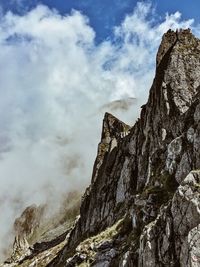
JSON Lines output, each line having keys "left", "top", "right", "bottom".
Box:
{"left": 0, "top": 1, "right": 197, "bottom": 259}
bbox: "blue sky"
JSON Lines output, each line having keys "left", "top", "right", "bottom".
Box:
{"left": 1, "top": 0, "right": 200, "bottom": 42}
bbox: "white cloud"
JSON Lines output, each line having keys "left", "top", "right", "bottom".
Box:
{"left": 0, "top": 1, "right": 198, "bottom": 259}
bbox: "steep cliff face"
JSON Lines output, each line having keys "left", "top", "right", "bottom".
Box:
{"left": 2, "top": 29, "right": 200, "bottom": 267}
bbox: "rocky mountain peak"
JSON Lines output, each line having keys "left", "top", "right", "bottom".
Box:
{"left": 155, "top": 28, "right": 200, "bottom": 114}
{"left": 91, "top": 112, "right": 130, "bottom": 184}
{"left": 2, "top": 29, "right": 200, "bottom": 267}
{"left": 156, "top": 28, "right": 199, "bottom": 65}
{"left": 101, "top": 112, "right": 130, "bottom": 142}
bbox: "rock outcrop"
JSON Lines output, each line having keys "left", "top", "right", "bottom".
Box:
{"left": 2, "top": 29, "right": 200, "bottom": 266}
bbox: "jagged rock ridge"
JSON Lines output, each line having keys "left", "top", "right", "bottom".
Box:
{"left": 2, "top": 29, "right": 200, "bottom": 266}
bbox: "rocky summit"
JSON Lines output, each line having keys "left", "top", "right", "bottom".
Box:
{"left": 2, "top": 28, "right": 200, "bottom": 267}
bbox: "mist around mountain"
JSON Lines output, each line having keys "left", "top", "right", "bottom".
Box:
{"left": 1, "top": 28, "right": 200, "bottom": 267}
